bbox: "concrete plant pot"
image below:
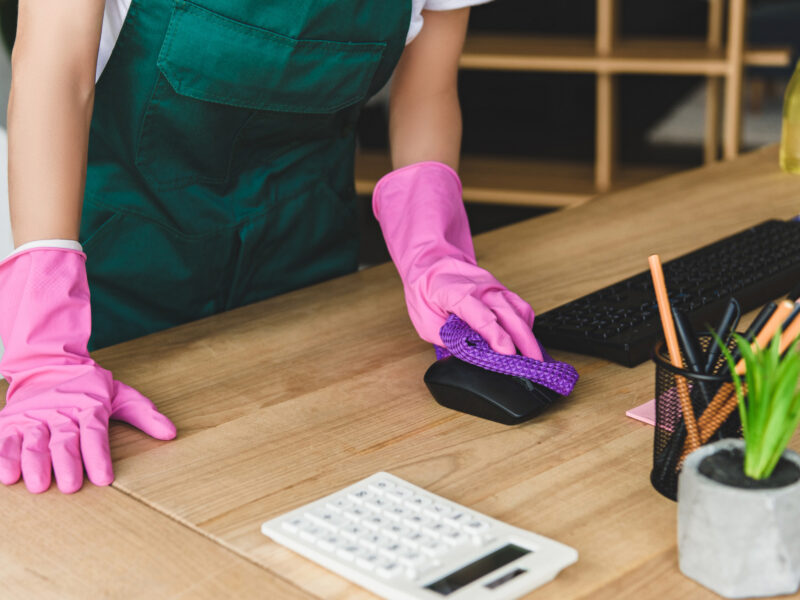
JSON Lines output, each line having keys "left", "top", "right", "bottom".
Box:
{"left": 678, "top": 439, "right": 800, "bottom": 598}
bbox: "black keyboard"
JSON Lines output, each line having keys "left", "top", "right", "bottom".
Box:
{"left": 533, "top": 219, "right": 800, "bottom": 367}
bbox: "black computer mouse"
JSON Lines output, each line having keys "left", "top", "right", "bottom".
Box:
{"left": 423, "top": 356, "right": 562, "bottom": 425}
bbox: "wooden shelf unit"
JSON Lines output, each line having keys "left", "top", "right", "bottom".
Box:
{"left": 355, "top": 151, "right": 681, "bottom": 209}
{"left": 355, "top": 0, "right": 791, "bottom": 207}
{"left": 460, "top": 34, "right": 790, "bottom": 75}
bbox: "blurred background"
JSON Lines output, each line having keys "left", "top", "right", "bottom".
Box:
{"left": 0, "top": 0, "right": 797, "bottom": 264}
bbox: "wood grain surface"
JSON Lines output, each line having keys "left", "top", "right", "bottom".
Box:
{"left": 0, "top": 482, "right": 311, "bottom": 599}
{"left": 3, "top": 145, "right": 800, "bottom": 598}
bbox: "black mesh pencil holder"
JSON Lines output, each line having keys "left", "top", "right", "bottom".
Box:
{"left": 650, "top": 336, "right": 742, "bottom": 500}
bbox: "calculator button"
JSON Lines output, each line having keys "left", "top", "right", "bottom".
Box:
{"left": 378, "top": 541, "right": 404, "bottom": 559}
{"left": 401, "top": 531, "right": 425, "bottom": 548}
{"left": 424, "top": 503, "right": 455, "bottom": 519}
{"left": 443, "top": 512, "right": 469, "bottom": 528}
{"left": 364, "top": 496, "right": 390, "bottom": 512}
{"left": 317, "top": 535, "right": 341, "bottom": 553}
{"left": 281, "top": 517, "right": 305, "bottom": 534}
{"left": 348, "top": 489, "right": 371, "bottom": 504}
{"left": 343, "top": 507, "right": 369, "bottom": 521}
{"left": 464, "top": 519, "right": 491, "bottom": 534}
{"left": 405, "top": 495, "right": 433, "bottom": 511}
{"left": 355, "top": 550, "right": 381, "bottom": 571}
{"left": 376, "top": 560, "right": 403, "bottom": 579}
{"left": 422, "top": 521, "right": 447, "bottom": 538}
{"left": 367, "top": 479, "right": 394, "bottom": 494}
{"left": 306, "top": 509, "right": 341, "bottom": 530}
{"left": 336, "top": 544, "right": 360, "bottom": 561}
{"left": 340, "top": 524, "right": 366, "bottom": 540}
{"left": 326, "top": 498, "right": 352, "bottom": 513}
{"left": 397, "top": 549, "right": 426, "bottom": 568}
{"left": 386, "top": 486, "right": 413, "bottom": 502}
{"left": 385, "top": 523, "right": 408, "bottom": 540}
{"left": 299, "top": 525, "right": 322, "bottom": 543}
{"left": 440, "top": 527, "right": 467, "bottom": 547}
{"left": 384, "top": 506, "right": 408, "bottom": 522}
{"left": 403, "top": 514, "right": 425, "bottom": 530}
{"left": 358, "top": 532, "right": 386, "bottom": 550}
{"left": 362, "top": 514, "right": 387, "bottom": 531}
{"left": 418, "top": 539, "right": 448, "bottom": 557}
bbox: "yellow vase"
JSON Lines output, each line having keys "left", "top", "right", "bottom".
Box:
{"left": 780, "top": 60, "right": 800, "bottom": 173}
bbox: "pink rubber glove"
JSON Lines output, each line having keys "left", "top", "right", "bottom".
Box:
{"left": 0, "top": 248, "right": 176, "bottom": 494}
{"left": 373, "top": 161, "right": 543, "bottom": 360}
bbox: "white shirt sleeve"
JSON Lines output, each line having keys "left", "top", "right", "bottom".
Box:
{"left": 9, "top": 239, "right": 84, "bottom": 258}
{"left": 424, "top": 0, "right": 494, "bottom": 10}
{"left": 407, "top": 0, "right": 494, "bottom": 45}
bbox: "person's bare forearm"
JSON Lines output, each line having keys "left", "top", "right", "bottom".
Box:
{"left": 8, "top": 0, "right": 104, "bottom": 247}
{"left": 389, "top": 9, "right": 470, "bottom": 171}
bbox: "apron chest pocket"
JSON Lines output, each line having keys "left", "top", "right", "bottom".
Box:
{"left": 136, "top": 0, "right": 386, "bottom": 189}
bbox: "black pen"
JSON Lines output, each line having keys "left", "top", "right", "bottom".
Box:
{"left": 672, "top": 307, "right": 712, "bottom": 409}
{"left": 743, "top": 302, "right": 777, "bottom": 342}
{"left": 703, "top": 297, "right": 741, "bottom": 375}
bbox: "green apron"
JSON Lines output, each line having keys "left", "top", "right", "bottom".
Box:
{"left": 82, "top": 0, "right": 411, "bottom": 349}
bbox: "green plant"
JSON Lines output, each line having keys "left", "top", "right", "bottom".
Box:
{"left": 715, "top": 330, "right": 800, "bottom": 480}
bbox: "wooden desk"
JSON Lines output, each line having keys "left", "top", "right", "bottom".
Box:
{"left": 3, "top": 145, "right": 800, "bottom": 599}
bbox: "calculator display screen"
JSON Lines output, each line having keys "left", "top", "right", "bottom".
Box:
{"left": 424, "top": 544, "right": 531, "bottom": 595}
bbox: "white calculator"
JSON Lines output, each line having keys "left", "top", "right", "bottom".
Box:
{"left": 261, "top": 472, "right": 577, "bottom": 600}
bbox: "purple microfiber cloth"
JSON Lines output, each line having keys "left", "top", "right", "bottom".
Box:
{"left": 434, "top": 314, "right": 579, "bottom": 396}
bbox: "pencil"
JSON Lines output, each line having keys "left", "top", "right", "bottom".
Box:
{"left": 648, "top": 254, "right": 701, "bottom": 453}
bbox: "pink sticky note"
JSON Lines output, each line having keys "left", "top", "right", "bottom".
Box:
{"left": 626, "top": 399, "right": 656, "bottom": 426}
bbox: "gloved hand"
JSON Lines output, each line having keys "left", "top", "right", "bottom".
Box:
{"left": 373, "top": 161, "right": 543, "bottom": 360}
{"left": 0, "top": 247, "right": 176, "bottom": 494}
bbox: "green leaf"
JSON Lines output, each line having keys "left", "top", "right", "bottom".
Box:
{"left": 711, "top": 328, "right": 800, "bottom": 480}
{"left": 715, "top": 332, "right": 748, "bottom": 438}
